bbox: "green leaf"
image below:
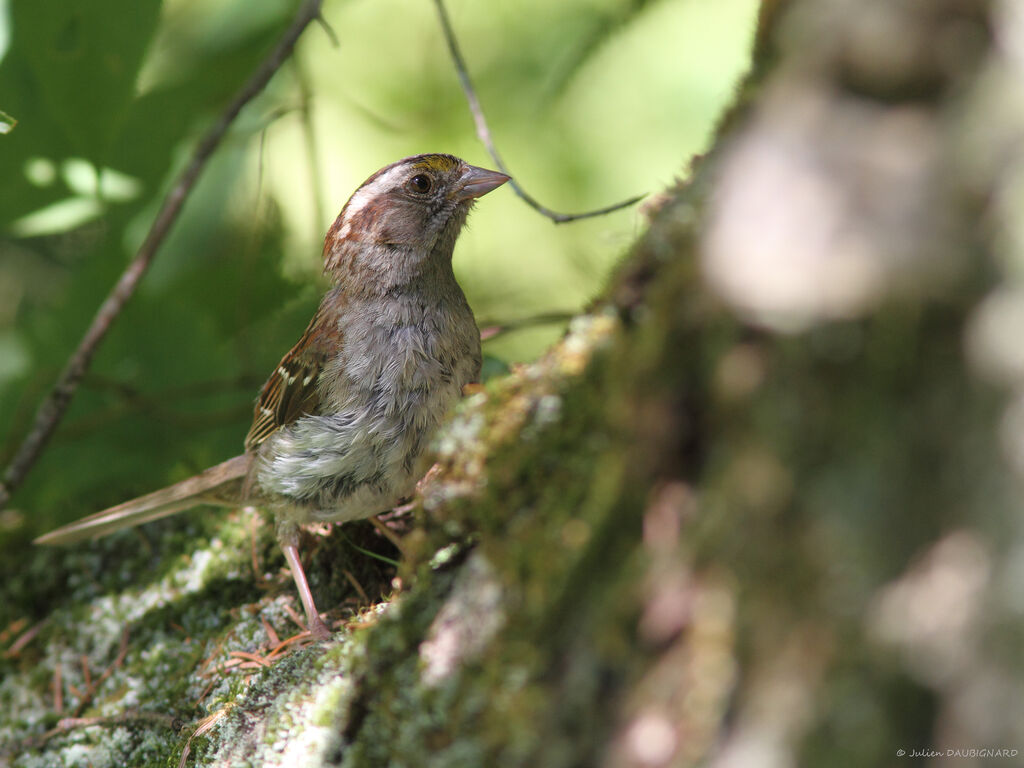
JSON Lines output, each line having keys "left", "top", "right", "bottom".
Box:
{"left": 14, "top": 0, "right": 162, "bottom": 160}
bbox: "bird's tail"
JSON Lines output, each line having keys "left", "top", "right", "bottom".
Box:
{"left": 34, "top": 454, "right": 252, "bottom": 546}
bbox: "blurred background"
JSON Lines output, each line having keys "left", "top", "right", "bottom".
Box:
{"left": 0, "top": 0, "right": 757, "bottom": 532}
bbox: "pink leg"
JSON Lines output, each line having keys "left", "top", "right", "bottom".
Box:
{"left": 278, "top": 521, "right": 331, "bottom": 640}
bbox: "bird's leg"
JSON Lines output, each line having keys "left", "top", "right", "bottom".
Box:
{"left": 276, "top": 519, "right": 331, "bottom": 640}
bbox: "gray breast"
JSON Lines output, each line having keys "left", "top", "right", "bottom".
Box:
{"left": 256, "top": 292, "right": 480, "bottom": 519}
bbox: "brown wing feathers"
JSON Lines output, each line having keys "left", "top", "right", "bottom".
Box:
{"left": 244, "top": 302, "right": 335, "bottom": 452}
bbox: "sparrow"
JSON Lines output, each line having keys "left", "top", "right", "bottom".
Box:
{"left": 35, "top": 154, "right": 510, "bottom": 639}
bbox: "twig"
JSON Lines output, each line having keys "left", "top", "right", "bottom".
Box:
{"left": 83, "top": 372, "right": 263, "bottom": 402}
{"left": 0, "top": 0, "right": 325, "bottom": 510}
{"left": 478, "top": 311, "right": 577, "bottom": 342}
{"left": 80, "top": 654, "right": 92, "bottom": 692}
{"left": 53, "top": 662, "right": 63, "bottom": 714}
{"left": 314, "top": 12, "right": 339, "bottom": 49}
{"left": 343, "top": 569, "right": 370, "bottom": 604}
{"left": 432, "top": 0, "right": 644, "bottom": 223}
{"left": 260, "top": 615, "right": 280, "bottom": 647}
{"left": 2, "top": 618, "right": 45, "bottom": 658}
{"left": 265, "top": 630, "right": 314, "bottom": 658}
{"left": 77, "top": 624, "right": 131, "bottom": 713}
{"left": 12, "top": 710, "right": 176, "bottom": 754}
{"left": 369, "top": 515, "right": 406, "bottom": 554}
{"left": 228, "top": 650, "right": 272, "bottom": 668}
{"left": 57, "top": 711, "right": 176, "bottom": 731}
{"left": 283, "top": 602, "right": 312, "bottom": 633}
{"left": 0, "top": 617, "right": 28, "bottom": 646}
{"left": 294, "top": 53, "right": 327, "bottom": 235}
{"left": 194, "top": 678, "right": 217, "bottom": 708}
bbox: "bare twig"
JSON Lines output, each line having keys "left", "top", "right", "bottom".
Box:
{"left": 71, "top": 625, "right": 130, "bottom": 717}
{"left": 314, "top": 12, "right": 339, "bottom": 49}
{"left": 83, "top": 371, "right": 263, "bottom": 402}
{"left": 0, "top": 617, "right": 28, "bottom": 646}
{"left": 343, "top": 569, "right": 370, "bottom": 604}
{"left": 0, "top": 0, "right": 325, "bottom": 510}
{"left": 370, "top": 514, "right": 406, "bottom": 554}
{"left": 2, "top": 618, "right": 45, "bottom": 658}
{"left": 228, "top": 650, "right": 272, "bottom": 668}
{"left": 294, "top": 53, "right": 328, "bottom": 236}
{"left": 478, "top": 311, "right": 577, "bottom": 342}
{"left": 261, "top": 614, "right": 281, "bottom": 647}
{"left": 432, "top": 0, "right": 644, "bottom": 223}
{"left": 265, "top": 630, "right": 314, "bottom": 659}
{"left": 80, "top": 654, "right": 92, "bottom": 692}
{"left": 53, "top": 662, "right": 63, "bottom": 714}
{"left": 10, "top": 710, "right": 176, "bottom": 754}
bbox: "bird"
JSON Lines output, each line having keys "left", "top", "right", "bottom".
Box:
{"left": 35, "top": 153, "right": 510, "bottom": 639}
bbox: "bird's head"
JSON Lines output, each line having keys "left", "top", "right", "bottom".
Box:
{"left": 323, "top": 154, "right": 509, "bottom": 291}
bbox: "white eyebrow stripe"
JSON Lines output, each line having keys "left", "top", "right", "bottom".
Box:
{"left": 343, "top": 165, "right": 406, "bottom": 222}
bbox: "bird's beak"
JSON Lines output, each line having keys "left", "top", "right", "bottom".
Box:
{"left": 457, "top": 164, "right": 510, "bottom": 201}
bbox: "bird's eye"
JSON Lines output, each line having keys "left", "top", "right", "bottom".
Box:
{"left": 409, "top": 174, "right": 432, "bottom": 194}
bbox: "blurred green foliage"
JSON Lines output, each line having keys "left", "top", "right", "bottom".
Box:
{"left": 0, "top": 0, "right": 755, "bottom": 532}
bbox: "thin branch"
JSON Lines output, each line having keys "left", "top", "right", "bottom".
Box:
{"left": 0, "top": 0, "right": 325, "bottom": 510}
{"left": 314, "top": 12, "right": 339, "bottom": 49}
{"left": 432, "top": 0, "right": 644, "bottom": 223}
{"left": 478, "top": 311, "right": 577, "bottom": 342}
{"left": 82, "top": 371, "right": 263, "bottom": 404}
{"left": 369, "top": 514, "right": 406, "bottom": 555}
{"left": 2, "top": 619, "right": 46, "bottom": 658}
{"left": 11, "top": 710, "right": 176, "bottom": 754}
{"left": 71, "top": 625, "right": 130, "bottom": 717}
{"left": 293, "top": 53, "right": 327, "bottom": 236}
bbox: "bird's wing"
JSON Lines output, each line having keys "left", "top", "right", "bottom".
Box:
{"left": 244, "top": 301, "right": 339, "bottom": 452}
